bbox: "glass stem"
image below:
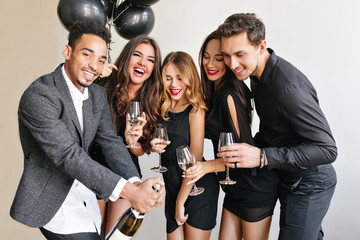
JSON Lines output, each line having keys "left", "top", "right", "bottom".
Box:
{"left": 226, "top": 166, "right": 230, "bottom": 180}
{"left": 159, "top": 153, "right": 162, "bottom": 167}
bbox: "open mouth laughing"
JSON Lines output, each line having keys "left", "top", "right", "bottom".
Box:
{"left": 134, "top": 67, "right": 145, "bottom": 77}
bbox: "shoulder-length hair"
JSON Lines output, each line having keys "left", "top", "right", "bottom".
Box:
{"left": 161, "top": 51, "right": 207, "bottom": 120}
{"left": 104, "top": 35, "right": 162, "bottom": 153}
{"left": 199, "top": 30, "right": 252, "bottom": 116}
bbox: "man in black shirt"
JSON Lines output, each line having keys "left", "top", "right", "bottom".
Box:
{"left": 216, "top": 13, "right": 337, "bottom": 239}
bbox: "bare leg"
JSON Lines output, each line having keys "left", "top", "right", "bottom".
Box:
{"left": 242, "top": 216, "right": 272, "bottom": 240}
{"left": 98, "top": 200, "right": 107, "bottom": 233}
{"left": 185, "top": 223, "right": 211, "bottom": 240}
{"left": 167, "top": 225, "right": 185, "bottom": 240}
{"left": 104, "top": 198, "right": 132, "bottom": 236}
{"left": 219, "top": 208, "right": 243, "bottom": 240}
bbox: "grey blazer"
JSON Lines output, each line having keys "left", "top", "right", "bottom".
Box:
{"left": 10, "top": 65, "right": 140, "bottom": 228}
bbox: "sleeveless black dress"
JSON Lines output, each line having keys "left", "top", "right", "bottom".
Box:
{"left": 160, "top": 105, "right": 219, "bottom": 233}
{"left": 206, "top": 89, "right": 279, "bottom": 222}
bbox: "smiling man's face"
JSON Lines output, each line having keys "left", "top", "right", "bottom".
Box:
{"left": 63, "top": 34, "right": 107, "bottom": 90}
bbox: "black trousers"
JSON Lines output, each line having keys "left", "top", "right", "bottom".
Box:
{"left": 278, "top": 165, "right": 337, "bottom": 240}
{"left": 40, "top": 227, "right": 105, "bottom": 240}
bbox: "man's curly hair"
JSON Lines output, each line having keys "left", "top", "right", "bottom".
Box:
{"left": 68, "top": 19, "right": 111, "bottom": 48}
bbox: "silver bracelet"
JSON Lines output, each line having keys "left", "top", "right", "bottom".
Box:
{"left": 260, "top": 149, "right": 265, "bottom": 169}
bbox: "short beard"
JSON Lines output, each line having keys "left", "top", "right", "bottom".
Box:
{"left": 77, "top": 79, "right": 91, "bottom": 88}
{"left": 250, "top": 64, "right": 258, "bottom": 77}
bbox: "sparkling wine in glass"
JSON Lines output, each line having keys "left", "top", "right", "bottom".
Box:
{"left": 218, "top": 132, "right": 237, "bottom": 185}
{"left": 151, "top": 125, "right": 169, "bottom": 173}
{"left": 126, "top": 101, "right": 141, "bottom": 148}
{"left": 176, "top": 145, "right": 204, "bottom": 196}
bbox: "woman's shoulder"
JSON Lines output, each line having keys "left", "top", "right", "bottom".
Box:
{"left": 189, "top": 104, "right": 205, "bottom": 116}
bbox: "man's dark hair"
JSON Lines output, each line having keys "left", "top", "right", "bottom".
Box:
{"left": 217, "top": 13, "right": 266, "bottom": 47}
{"left": 68, "top": 19, "right": 111, "bottom": 48}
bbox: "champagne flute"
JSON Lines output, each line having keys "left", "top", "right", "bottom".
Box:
{"left": 151, "top": 125, "right": 169, "bottom": 173}
{"left": 218, "top": 132, "right": 237, "bottom": 185}
{"left": 126, "top": 101, "right": 141, "bottom": 148}
{"left": 176, "top": 145, "right": 204, "bottom": 196}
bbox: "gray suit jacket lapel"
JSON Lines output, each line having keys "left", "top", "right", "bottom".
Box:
{"left": 53, "top": 65, "right": 83, "bottom": 142}
{"left": 83, "top": 95, "right": 96, "bottom": 151}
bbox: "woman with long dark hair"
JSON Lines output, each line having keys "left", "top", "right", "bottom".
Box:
{"left": 90, "top": 35, "right": 162, "bottom": 235}
{"left": 185, "top": 31, "right": 279, "bottom": 240}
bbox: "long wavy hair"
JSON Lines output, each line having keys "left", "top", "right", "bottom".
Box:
{"left": 161, "top": 51, "right": 207, "bottom": 120}
{"left": 199, "top": 30, "right": 252, "bottom": 118}
{"left": 103, "top": 35, "right": 162, "bottom": 153}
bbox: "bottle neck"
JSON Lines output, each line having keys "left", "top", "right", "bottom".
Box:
{"left": 131, "top": 208, "right": 145, "bottom": 219}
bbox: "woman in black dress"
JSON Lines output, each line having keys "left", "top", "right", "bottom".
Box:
{"left": 185, "top": 31, "right": 279, "bottom": 240}
{"left": 90, "top": 35, "right": 162, "bottom": 235}
{"left": 151, "top": 51, "right": 219, "bottom": 240}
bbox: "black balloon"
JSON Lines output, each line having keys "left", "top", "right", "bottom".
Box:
{"left": 58, "top": 0, "right": 107, "bottom": 30}
{"left": 128, "top": 0, "right": 159, "bottom": 7}
{"left": 102, "top": 0, "right": 116, "bottom": 19}
{"left": 113, "top": 5, "right": 155, "bottom": 39}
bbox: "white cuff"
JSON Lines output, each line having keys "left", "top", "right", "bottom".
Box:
{"left": 109, "top": 177, "right": 142, "bottom": 202}
{"left": 128, "top": 177, "right": 141, "bottom": 184}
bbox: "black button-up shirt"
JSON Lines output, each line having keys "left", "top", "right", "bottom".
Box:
{"left": 251, "top": 49, "right": 337, "bottom": 173}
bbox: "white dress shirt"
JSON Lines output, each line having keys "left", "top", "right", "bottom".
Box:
{"left": 43, "top": 66, "right": 140, "bottom": 235}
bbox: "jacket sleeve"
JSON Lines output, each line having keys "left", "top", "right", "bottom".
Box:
{"left": 90, "top": 87, "right": 140, "bottom": 181}
{"left": 265, "top": 84, "right": 337, "bottom": 171}
{"left": 18, "top": 83, "right": 135, "bottom": 201}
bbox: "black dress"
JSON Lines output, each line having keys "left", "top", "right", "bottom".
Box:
{"left": 89, "top": 116, "right": 142, "bottom": 177}
{"left": 205, "top": 89, "right": 279, "bottom": 222}
{"left": 89, "top": 79, "right": 142, "bottom": 177}
{"left": 118, "top": 116, "right": 142, "bottom": 176}
{"left": 160, "top": 105, "right": 219, "bottom": 233}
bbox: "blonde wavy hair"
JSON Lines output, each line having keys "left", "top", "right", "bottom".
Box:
{"left": 160, "top": 51, "right": 207, "bottom": 120}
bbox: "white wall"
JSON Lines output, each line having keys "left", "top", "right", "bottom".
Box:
{"left": 1, "top": 0, "right": 359, "bottom": 239}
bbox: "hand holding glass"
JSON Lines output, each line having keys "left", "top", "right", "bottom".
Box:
{"left": 151, "top": 126, "right": 169, "bottom": 173}
{"left": 176, "top": 145, "right": 204, "bottom": 196}
{"left": 126, "top": 101, "right": 141, "bottom": 148}
{"left": 218, "top": 132, "right": 237, "bottom": 185}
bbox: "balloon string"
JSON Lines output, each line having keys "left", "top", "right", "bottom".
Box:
{"left": 106, "top": 0, "right": 121, "bottom": 63}
{"left": 106, "top": 0, "right": 129, "bottom": 63}
{"left": 112, "top": 4, "right": 130, "bottom": 23}
{"left": 107, "top": 23, "right": 113, "bottom": 63}
{"left": 111, "top": 0, "right": 117, "bottom": 22}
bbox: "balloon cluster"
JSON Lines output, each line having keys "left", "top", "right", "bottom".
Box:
{"left": 57, "top": 0, "right": 159, "bottom": 40}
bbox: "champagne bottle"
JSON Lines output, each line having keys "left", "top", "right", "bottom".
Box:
{"left": 105, "top": 184, "right": 161, "bottom": 240}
